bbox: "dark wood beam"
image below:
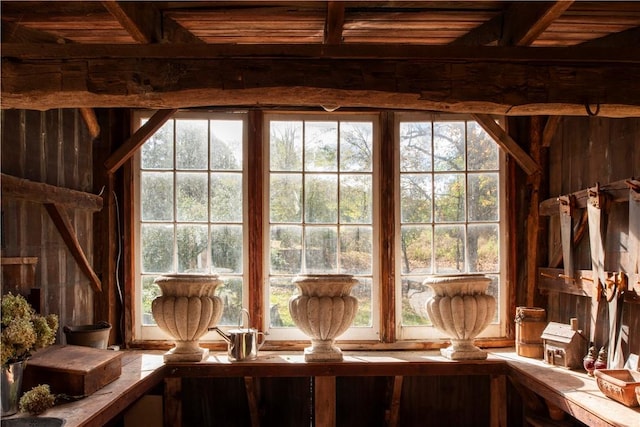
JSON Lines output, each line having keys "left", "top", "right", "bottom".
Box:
{"left": 449, "top": 13, "right": 502, "bottom": 46}
{"left": 472, "top": 114, "right": 538, "bottom": 175}
{"left": 0, "top": 20, "right": 72, "bottom": 44}
{"left": 541, "top": 116, "right": 562, "bottom": 148}
{"left": 3, "top": 57, "right": 639, "bottom": 117}
{"left": 104, "top": 109, "right": 177, "bottom": 174}
{"left": 101, "top": 1, "right": 160, "bottom": 44}
{"left": 501, "top": 1, "right": 574, "bottom": 46}
{"left": 162, "top": 16, "right": 204, "bottom": 44}
{"left": 578, "top": 26, "right": 640, "bottom": 48}
{"left": 324, "top": 1, "right": 345, "bottom": 45}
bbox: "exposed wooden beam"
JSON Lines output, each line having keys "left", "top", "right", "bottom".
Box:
{"left": 104, "top": 109, "right": 177, "bottom": 174}
{"left": 449, "top": 13, "right": 502, "bottom": 46}
{"left": 541, "top": 116, "right": 562, "bottom": 148}
{"left": 162, "top": 15, "right": 204, "bottom": 44}
{"left": 101, "top": 1, "right": 160, "bottom": 44}
{"left": 80, "top": 108, "right": 101, "bottom": 139}
{"left": 501, "top": 1, "right": 574, "bottom": 46}
{"left": 3, "top": 43, "right": 638, "bottom": 63}
{"left": 3, "top": 57, "right": 639, "bottom": 117}
{"left": 0, "top": 20, "right": 72, "bottom": 44}
{"left": 44, "top": 203, "right": 102, "bottom": 293}
{"left": 324, "top": 1, "right": 345, "bottom": 45}
{"left": 578, "top": 26, "right": 640, "bottom": 48}
{"left": 472, "top": 114, "right": 540, "bottom": 175}
{"left": 1, "top": 173, "right": 103, "bottom": 211}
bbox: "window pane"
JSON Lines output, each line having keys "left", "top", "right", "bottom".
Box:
{"left": 270, "top": 121, "right": 302, "bottom": 171}
{"left": 176, "top": 172, "right": 208, "bottom": 221}
{"left": 176, "top": 119, "right": 208, "bottom": 170}
{"left": 269, "top": 277, "right": 297, "bottom": 327}
{"left": 270, "top": 174, "right": 302, "bottom": 223}
{"left": 433, "top": 121, "right": 465, "bottom": 171}
{"left": 218, "top": 277, "right": 244, "bottom": 326}
{"left": 468, "top": 173, "right": 498, "bottom": 221}
{"left": 141, "top": 120, "right": 173, "bottom": 169}
{"left": 434, "top": 225, "right": 465, "bottom": 273}
{"left": 304, "top": 174, "right": 337, "bottom": 224}
{"left": 400, "top": 225, "right": 432, "bottom": 274}
{"left": 211, "top": 225, "right": 243, "bottom": 274}
{"left": 467, "top": 121, "right": 498, "bottom": 171}
{"left": 304, "top": 226, "right": 337, "bottom": 273}
{"left": 141, "top": 172, "right": 173, "bottom": 221}
{"left": 270, "top": 226, "right": 302, "bottom": 274}
{"left": 352, "top": 278, "right": 372, "bottom": 327}
{"left": 339, "top": 226, "right": 372, "bottom": 275}
{"left": 141, "top": 276, "right": 161, "bottom": 325}
{"left": 467, "top": 224, "right": 499, "bottom": 273}
{"left": 211, "top": 120, "right": 243, "bottom": 170}
{"left": 340, "top": 175, "right": 372, "bottom": 224}
{"left": 305, "top": 121, "right": 337, "bottom": 171}
{"left": 400, "top": 174, "right": 432, "bottom": 223}
{"left": 141, "top": 224, "right": 174, "bottom": 273}
{"left": 210, "top": 173, "right": 242, "bottom": 222}
{"left": 434, "top": 173, "right": 465, "bottom": 222}
{"left": 340, "top": 122, "right": 373, "bottom": 172}
{"left": 176, "top": 224, "right": 209, "bottom": 273}
{"left": 400, "top": 122, "right": 432, "bottom": 172}
{"left": 401, "top": 277, "right": 431, "bottom": 326}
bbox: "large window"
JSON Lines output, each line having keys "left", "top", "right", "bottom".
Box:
{"left": 265, "top": 114, "right": 379, "bottom": 341}
{"left": 133, "top": 110, "right": 506, "bottom": 344}
{"left": 134, "top": 112, "right": 247, "bottom": 341}
{"left": 396, "top": 115, "right": 506, "bottom": 340}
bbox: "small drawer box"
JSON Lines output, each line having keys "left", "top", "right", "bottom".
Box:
{"left": 22, "top": 345, "right": 122, "bottom": 396}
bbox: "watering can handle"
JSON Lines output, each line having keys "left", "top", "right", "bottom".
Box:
{"left": 239, "top": 308, "right": 251, "bottom": 328}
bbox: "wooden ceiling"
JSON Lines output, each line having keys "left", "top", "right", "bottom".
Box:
{"left": 2, "top": 1, "right": 640, "bottom": 116}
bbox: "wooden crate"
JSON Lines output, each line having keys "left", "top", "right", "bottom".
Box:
{"left": 22, "top": 345, "right": 122, "bottom": 396}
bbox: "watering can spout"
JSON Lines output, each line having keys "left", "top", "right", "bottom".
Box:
{"left": 210, "top": 327, "right": 231, "bottom": 343}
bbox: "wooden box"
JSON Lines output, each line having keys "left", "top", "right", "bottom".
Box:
{"left": 22, "top": 345, "right": 123, "bottom": 396}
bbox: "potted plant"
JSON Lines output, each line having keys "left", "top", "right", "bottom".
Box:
{"left": 1, "top": 292, "right": 58, "bottom": 416}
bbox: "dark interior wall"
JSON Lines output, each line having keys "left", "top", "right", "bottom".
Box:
{"left": 0, "top": 109, "right": 95, "bottom": 340}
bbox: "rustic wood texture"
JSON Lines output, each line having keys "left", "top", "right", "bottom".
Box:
{"left": 247, "top": 110, "right": 264, "bottom": 330}
{"left": 379, "top": 111, "right": 395, "bottom": 342}
{"left": 1, "top": 108, "right": 95, "bottom": 338}
{"left": 315, "top": 376, "right": 336, "bottom": 427}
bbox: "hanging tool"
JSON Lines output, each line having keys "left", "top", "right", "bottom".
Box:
{"left": 626, "top": 179, "right": 640, "bottom": 294}
{"left": 558, "top": 195, "right": 575, "bottom": 284}
{"left": 586, "top": 183, "right": 607, "bottom": 351}
{"left": 606, "top": 273, "right": 627, "bottom": 369}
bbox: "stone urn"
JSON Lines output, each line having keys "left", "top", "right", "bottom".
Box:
{"left": 289, "top": 274, "right": 359, "bottom": 362}
{"left": 152, "top": 274, "right": 223, "bottom": 362}
{"left": 424, "top": 274, "right": 496, "bottom": 360}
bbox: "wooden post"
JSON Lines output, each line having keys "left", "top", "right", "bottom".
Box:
{"left": 314, "top": 376, "right": 336, "bottom": 427}
{"left": 490, "top": 375, "right": 507, "bottom": 427}
{"left": 244, "top": 377, "right": 261, "bottom": 427}
{"left": 164, "top": 377, "right": 182, "bottom": 427}
{"left": 385, "top": 376, "right": 403, "bottom": 427}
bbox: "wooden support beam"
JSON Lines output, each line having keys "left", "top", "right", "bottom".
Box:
{"left": 502, "top": 1, "right": 574, "bottom": 46}
{"left": 244, "top": 377, "right": 261, "bottom": 427}
{"left": 449, "top": 14, "right": 502, "bottom": 46}
{"left": 1, "top": 173, "right": 103, "bottom": 211}
{"left": 80, "top": 108, "right": 101, "bottom": 139}
{"left": 162, "top": 15, "right": 204, "bottom": 44}
{"left": 314, "top": 376, "right": 336, "bottom": 427}
{"left": 385, "top": 376, "right": 403, "bottom": 427}
{"left": 104, "top": 109, "right": 176, "bottom": 175}
{"left": 541, "top": 116, "right": 562, "bottom": 148}
{"left": 471, "top": 114, "right": 541, "bottom": 175}
{"left": 101, "top": 1, "right": 160, "bottom": 44}
{"left": 44, "top": 203, "right": 102, "bottom": 293}
{"left": 247, "top": 111, "right": 264, "bottom": 330}
{"left": 164, "top": 377, "right": 182, "bottom": 427}
{"left": 324, "top": 1, "right": 345, "bottom": 45}
{"left": 490, "top": 375, "right": 508, "bottom": 427}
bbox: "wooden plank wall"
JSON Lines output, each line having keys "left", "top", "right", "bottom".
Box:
{"left": 545, "top": 116, "right": 640, "bottom": 357}
{"left": 0, "top": 109, "right": 95, "bottom": 339}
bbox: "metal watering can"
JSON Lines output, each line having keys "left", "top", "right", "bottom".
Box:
{"left": 210, "top": 309, "right": 265, "bottom": 361}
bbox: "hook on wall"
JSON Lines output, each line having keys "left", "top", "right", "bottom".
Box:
{"left": 585, "top": 102, "right": 601, "bottom": 117}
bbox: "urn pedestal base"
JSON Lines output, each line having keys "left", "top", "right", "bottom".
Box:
{"left": 440, "top": 340, "right": 487, "bottom": 360}
{"left": 163, "top": 343, "right": 210, "bottom": 363}
{"left": 304, "top": 340, "right": 343, "bottom": 362}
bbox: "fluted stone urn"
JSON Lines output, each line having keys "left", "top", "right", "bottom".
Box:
{"left": 152, "top": 274, "right": 223, "bottom": 362}
{"left": 424, "top": 274, "right": 496, "bottom": 360}
{"left": 289, "top": 274, "right": 359, "bottom": 362}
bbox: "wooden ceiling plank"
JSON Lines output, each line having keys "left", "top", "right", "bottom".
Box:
{"left": 578, "top": 26, "right": 640, "bottom": 48}
{"left": 104, "top": 109, "right": 177, "bottom": 175}
{"left": 101, "top": 0, "right": 160, "bottom": 44}
{"left": 162, "top": 15, "right": 205, "bottom": 44}
{"left": 324, "top": 1, "right": 345, "bottom": 44}
{"left": 502, "top": 1, "right": 575, "bottom": 46}
{"left": 1, "top": 19, "right": 72, "bottom": 44}
{"left": 448, "top": 13, "right": 502, "bottom": 46}
{"left": 471, "top": 114, "right": 540, "bottom": 175}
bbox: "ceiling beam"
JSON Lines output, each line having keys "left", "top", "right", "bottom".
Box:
{"left": 501, "top": 1, "right": 574, "bottom": 46}
{"left": 1, "top": 20, "right": 72, "bottom": 44}
{"left": 324, "top": 1, "right": 345, "bottom": 45}
{"left": 2, "top": 57, "right": 639, "bottom": 117}
{"left": 578, "top": 26, "right": 640, "bottom": 48}
{"left": 448, "top": 13, "right": 502, "bottom": 46}
{"left": 101, "top": 1, "right": 161, "bottom": 44}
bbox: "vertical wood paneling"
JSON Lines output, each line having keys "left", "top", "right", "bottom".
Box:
{"left": 1, "top": 108, "right": 95, "bottom": 338}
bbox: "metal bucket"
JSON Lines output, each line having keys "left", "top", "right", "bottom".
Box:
{"left": 1, "top": 361, "right": 25, "bottom": 416}
{"left": 515, "top": 307, "right": 546, "bottom": 358}
{"left": 63, "top": 321, "right": 111, "bottom": 349}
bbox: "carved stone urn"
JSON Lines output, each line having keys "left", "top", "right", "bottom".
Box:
{"left": 424, "top": 274, "right": 496, "bottom": 360}
{"left": 152, "top": 274, "right": 223, "bottom": 362}
{"left": 289, "top": 274, "right": 359, "bottom": 362}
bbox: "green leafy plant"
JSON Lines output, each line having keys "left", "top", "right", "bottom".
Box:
{"left": 1, "top": 293, "right": 58, "bottom": 366}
